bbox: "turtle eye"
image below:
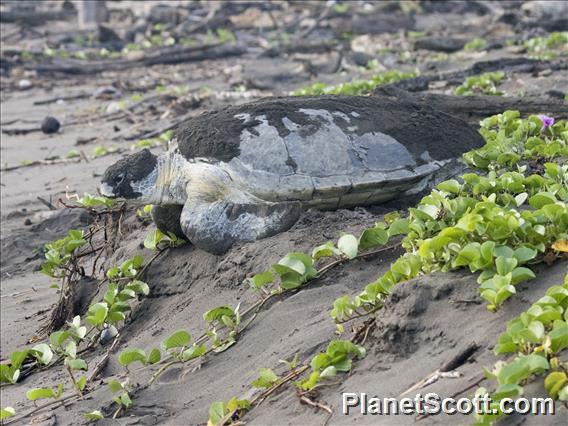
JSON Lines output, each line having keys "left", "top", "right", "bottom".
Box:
{"left": 114, "top": 173, "right": 124, "bottom": 185}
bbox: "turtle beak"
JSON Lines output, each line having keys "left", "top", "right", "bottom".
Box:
{"left": 99, "top": 182, "right": 115, "bottom": 198}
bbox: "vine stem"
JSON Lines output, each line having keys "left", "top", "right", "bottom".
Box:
{"left": 147, "top": 360, "right": 180, "bottom": 385}
{"left": 5, "top": 337, "right": 123, "bottom": 424}
{"left": 193, "top": 243, "right": 400, "bottom": 347}
{"left": 318, "top": 243, "right": 401, "bottom": 277}
{"left": 3, "top": 393, "right": 79, "bottom": 425}
{"left": 144, "top": 243, "right": 400, "bottom": 384}
{"left": 336, "top": 304, "right": 384, "bottom": 324}
{"left": 135, "top": 246, "right": 169, "bottom": 280}
{"left": 65, "top": 365, "right": 82, "bottom": 397}
{"left": 226, "top": 315, "right": 377, "bottom": 425}
{"left": 219, "top": 365, "right": 311, "bottom": 425}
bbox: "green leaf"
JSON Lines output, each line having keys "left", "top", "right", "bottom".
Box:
{"left": 66, "top": 358, "right": 87, "bottom": 371}
{"left": 251, "top": 368, "right": 278, "bottom": 388}
{"left": 312, "top": 241, "right": 339, "bottom": 260}
{"left": 544, "top": 372, "right": 567, "bottom": 399}
{"left": 338, "top": 234, "right": 359, "bottom": 259}
{"left": 162, "top": 330, "right": 191, "bottom": 350}
{"left": 118, "top": 348, "right": 147, "bottom": 366}
{"left": 249, "top": 271, "right": 274, "bottom": 288}
{"left": 549, "top": 326, "right": 568, "bottom": 353}
{"left": 108, "top": 379, "right": 124, "bottom": 393}
{"left": 525, "top": 353, "right": 550, "bottom": 373}
{"left": 27, "top": 387, "right": 57, "bottom": 401}
{"left": 417, "top": 204, "right": 439, "bottom": 220}
{"left": 513, "top": 247, "right": 537, "bottom": 263}
{"left": 298, "top": 371, "right": 321, "bottom": 391}
{"left": 31, "top": 343, "right": 53, "bottom": 365}
{"left": 0, "top": 407, "right": 16, "bottom": 420}
{"left": 181, "top": 344, "right": 206, "bottom": 361}
{"left": 493, "top": 383, "right": 524, "bottom": 400}
{"left": 106, "top": 267, "right": 120, "bottom": 279}
{"left": 208, "top": 401, "right": 226, "bottom": 425}
{"left": 144, "top": 228, "right": 165, "bottom": 250}
{"left": 453, "top": 243, "right": 481, "bottom": 267}
{"left": 0, "top": 365, "right": 19, "bottom": 384}
{"left": 320, "top": 365, "right": 338, "bottom": 378}
{"left": 527, "top": 321, "right": 544, "bottom": 340}
{"left": 495, "top": 256, "right": 517, "bottom": 275}
{"left": 85, "top": 302, "right": 108, "bottom": 326}
{"left": 359, "top": 227, "right": 389, "bottom": 251}
{"left": 147, "top": 348, "right": 161, "bottom": 365}
{"left": 10, "top": 350, "right": 29, "bottom": 369}
{"left": 49, "top": 331, "right": 70, "bottom": 348}
{"left": 126, "top": 280, "right": 150, "bottom": 296}
{"left": 120, "top": 393, "right": 132, "bottom": 408}
{"left": 277, "top": 255, "right": 306, "bottom": 275}
{"left": 84, "top": 410, "right": 104, "bottom": 421}
{"left": 528, "top": 192, "right": 557, "bottom": 208}
{"left": 226, "top": 397, "right": 250, "bottom": 412}
{"left": 437, "top": 179, "right": 461, "bottom": 194}
{"left": 388, "top": 218, "right": 410, "bottom": 236}
{"left": 76, "top": 375, "right": 87, "bottom": 391}
{"left": 204, "top": 306, "right": 235, "bottom": 323}
{"left": 511, "top": 267, "right": 536, "bottom": 284}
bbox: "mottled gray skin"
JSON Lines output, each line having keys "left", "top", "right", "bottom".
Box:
{"left": 100, "top": 96, "right": 484, "bottom": 254}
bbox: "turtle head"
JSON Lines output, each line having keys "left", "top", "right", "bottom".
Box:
{"left": 100, "top": 149, "right": 158, "bottom": 201}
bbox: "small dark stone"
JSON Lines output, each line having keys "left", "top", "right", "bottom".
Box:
{"left": 350, "top": 51, "right": 375, "bottom": 67}
{"left": 546, "top": 90, "right": 566, "bottom": 100}
{"left": 97, "top": 25, "right": 122, "bottom": 44}
{"left": 414, "top": 37, "right": 467, "bottom": 53}
{"left": 24, "top": 218, "right": 32, "bottom": 225}
{"left": 41, "top": 116, "right": 60, "bottom": 134}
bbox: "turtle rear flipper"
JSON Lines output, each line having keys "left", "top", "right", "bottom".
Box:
{"left": 180, "top": 192, "right": 301, "bottom": 255}
{"left": 152, "top": 205, "right": 187, "bottom": 241}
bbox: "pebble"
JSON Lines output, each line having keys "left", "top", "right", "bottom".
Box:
{"left": 41, "top": 116, "right": 61, "bottom": 134}
{"left": 18, "top": 79, "right": 32, "bottom": 90}
{"left": 100, "top": 325, "right": 119, "bottom": 345}
{"left": 106, "top": 101, "right": 123, "bottom": 114}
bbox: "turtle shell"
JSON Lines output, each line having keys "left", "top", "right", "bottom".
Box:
{"left": 175, "top": 95, "right": 484, "bottom": 206}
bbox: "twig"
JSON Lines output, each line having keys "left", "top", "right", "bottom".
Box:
{"left": 1, "top": 157, "right": 81, "bottom": 172}
{"left": 298, "top": 392, "right": 333, "bottom": 418}
{"left": 33, "top": 93, "right": 89, "bottom": 105}
{"left": 87, "top": 334, "right": 121, "bottom": 382}
{"left": 399, "top": 342, "right": 480, "bottom": 396}
{"left": 415, "top": 373, "right": 486, "bottom": 421}
{"left": 37, "top": 196, "right": 56, "bottom": 210}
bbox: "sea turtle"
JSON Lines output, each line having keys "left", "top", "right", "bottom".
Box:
{"left": 100, "top": 95, "right": 483, "bottom": 254}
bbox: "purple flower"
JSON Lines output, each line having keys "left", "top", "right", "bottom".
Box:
{"left": 537, "top": 114, "right": 555, "bottom": 130}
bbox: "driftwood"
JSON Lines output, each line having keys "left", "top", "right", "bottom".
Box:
{"left": 374, "top": 86, "right": 568, "bottom": 124}
{"left": 0, "top": 9, "right": 75, "bottom": 25}
{"left": 33, "top": 93, "right": 90, "bottom": 105}
{"left": 1, "top": 127, "right": 41, "bottom": 136}
{"left": 380, "top": 57, "right": 568, "bottom": 93}
{"left": 26, "top": 43, "right": 247, "bottom": 75}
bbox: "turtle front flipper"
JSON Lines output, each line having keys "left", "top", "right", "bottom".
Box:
{"left": 180, "top": 193, "right": 302, "bottom": 255}
{"left": 151, "top": 205, "right": 187, "bottom": 241}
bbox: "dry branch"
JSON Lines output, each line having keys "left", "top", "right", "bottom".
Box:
{"left": 27, "top": 43, "right": 247, "bottom": 75}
